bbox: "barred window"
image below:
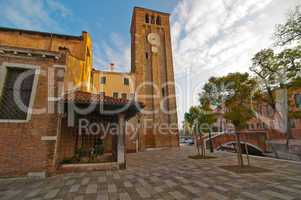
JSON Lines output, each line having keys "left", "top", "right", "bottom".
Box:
{"left": 100, "top": 76, "right": 106, "bottom": 84}
{"left": 0, "top": 67, "right": 36, "bottom": 120}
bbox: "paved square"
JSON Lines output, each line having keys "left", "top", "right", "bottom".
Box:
{"left": 0, "top": 146, "right": 301, "bottom": 199}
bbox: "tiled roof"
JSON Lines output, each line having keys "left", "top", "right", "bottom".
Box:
{"left": 64, "top": 91, "right": 130, "bottom": 105}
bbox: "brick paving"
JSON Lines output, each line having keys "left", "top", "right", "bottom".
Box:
{"left": 0, "top": 146, "right": 301, "bottom": 200}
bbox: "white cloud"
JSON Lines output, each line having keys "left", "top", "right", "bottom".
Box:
{"left": 93, "top": 33, "right": 131, "bottom": 72}
{"left": 46, "top": 0, "right": 72, "bottom": 17}
{"left": 0, "top": 0, "right": 71, "bottom": 31}
{"left": 1, "top": 0, "right": 299, "bottom": 127}
{"left": 171, "top": 0, "right": 301, "bottom": 125}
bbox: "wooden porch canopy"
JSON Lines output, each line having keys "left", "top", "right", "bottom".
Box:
{"left": 63, "top": 91, "right": 143, "bottom": 119}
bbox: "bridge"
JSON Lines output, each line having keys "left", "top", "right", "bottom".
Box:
{"left": 204, "top": 131, "right": 279, "bottom": 156}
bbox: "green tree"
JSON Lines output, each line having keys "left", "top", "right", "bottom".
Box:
{"left": 223, "top": 73, "right": 256, "bottom": 167}
{"left": 250, "top": 46, "right": 301, "bottom": 143}
{"left": 274, "top": 5, "right": 301, "bottom": 46}
{"left": 203, "top": 73, "right": 256, "bottom": 167}
{"left": 250, "top": 49, "right": 278, "bottom": 110}
{"left": 184, "top": 106, "right": 215, "bottom": 157}
{"left": 203, "top": 76, "right": 230, "bottom": 109}
{"left": 199, "top": 95, "right": 217, "bottom": 152}
{"left": 183, "top": 120, "right": 192, "bottom": 136}
{"left": 184, "top": 106, "right": 203, "bottom": 156}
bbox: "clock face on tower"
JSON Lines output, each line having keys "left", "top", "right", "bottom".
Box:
{"left": 147, "top": 33, "right": 160, "bottom": 53}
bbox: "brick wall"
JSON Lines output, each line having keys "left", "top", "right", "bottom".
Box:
{"left": 0, "top": 55, "right": 64, "bottom": 176}
{"left": 131, "top": 8, "right": 179, "bottom": 149}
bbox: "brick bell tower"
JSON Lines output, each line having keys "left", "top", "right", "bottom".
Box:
{"left": 131, "top": 7, "right": 179, "bottom": 149}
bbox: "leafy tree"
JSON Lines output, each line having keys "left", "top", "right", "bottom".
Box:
{"left": 203, "top": 77, "right": 231, "bottom": 109}
{"left": 250, "top": 46, "right": 301, "bottom": 142}
{"left": 223, "top": 73, "right": 256, "bottom": 167}
{"left": 199, "top": 95, "right": 217, "bottom": 152}
{"left": 183, "top": 120, "right": 193, "bottom": 136}
{"left": 274, "top": 5, "right": 301, "bottom": 46}
{"left": 250, "top": 49, "right": 278, "bottom": 110}
{"left": 184, "top": 107, "right": 202, "bottom": 156}
{"left": 184, "top": 106, "right": 212, "bottom": 157}
{"left": 202, "top": 73, "right": 256, "bottom": 167}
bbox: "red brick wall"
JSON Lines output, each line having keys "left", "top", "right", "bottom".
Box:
{"left": 292, "top": 129, "right": 301, "bottom": 139}
{"left": 210, "top": 132, "right": 267, "bottom": 152}
{"left": 266, "top": 129, "right": 286, "bottom": 140}
{"left": 0, "top": 56, "right": 64, "bottom": 177}
{"left": 131, "top": 8, "right": 179, "bottom": 149}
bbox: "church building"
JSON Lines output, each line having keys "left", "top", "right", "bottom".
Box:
{"left": 0, "top": 7, "right": 178, "bottom": 177}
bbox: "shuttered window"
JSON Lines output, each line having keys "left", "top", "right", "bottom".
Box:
{"left": 0, "top": 67, "right": 35, "bottom": 120}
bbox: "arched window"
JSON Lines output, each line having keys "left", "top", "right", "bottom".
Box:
{"left": 156, "top": 16, "right": 161, "bottom": 25}
{"left": 145, "top": 14, "right": 150, "bottom": 23}
{"left": 151, "top": 15, "right": 155, "bottom": 24}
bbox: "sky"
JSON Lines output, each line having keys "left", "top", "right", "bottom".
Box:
{"left": 0, "top": 0, "right": 300, "bottom": 127}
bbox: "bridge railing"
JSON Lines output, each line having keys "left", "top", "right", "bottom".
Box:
{"left": 204, "top": 131, "right": 268, "bottom": 152}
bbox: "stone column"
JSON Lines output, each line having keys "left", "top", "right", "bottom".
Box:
{"left": 117, "top": 114, "right": 126, "bottom": 169}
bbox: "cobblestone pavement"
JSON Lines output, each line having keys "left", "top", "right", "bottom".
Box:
{"left": 1, "top": 146, "right": 301, "bottom": 200}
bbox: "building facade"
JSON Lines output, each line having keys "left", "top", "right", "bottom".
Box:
{"left": 91, "top": 70, "right": 135, "bottom": 100}
{"left": 90, "top": 7, "right": 180, "bottom": 150}
{"left": 130, "top": 7, "right": 179, "bottom": 149}
{"left": 212, "top": 88, "right": 301, "bottom": 140}
{"left": 0, "top": 7, "right": 179, "bottom": 177}
{"left": 0, "top": 27, "right": 93, "bottom": 92}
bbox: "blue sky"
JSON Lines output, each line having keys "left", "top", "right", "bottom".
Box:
{"left": 0, "top": 0, "right": 176, "bottom": 38}
{"left": 0, "top": 0, "right": 300, "bottom": 126}
{"left": 0, "top": 0, "right": 177, "bottom": 71}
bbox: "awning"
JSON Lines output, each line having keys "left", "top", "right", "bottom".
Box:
{"left": 64, "top": 91, "right": 143, "bottom": 120}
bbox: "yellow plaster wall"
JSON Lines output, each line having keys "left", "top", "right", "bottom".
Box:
{"left": 0, "top": 29, "right": 93, "bottom": 92}
{"left": 0, "top": 31, "right": 83, "bottom": 58}
{"left": 91, "top": 71, "right": 135, "bottom": 98}
{"left": 77, "top": 32, "right": 93, "bottom": 92}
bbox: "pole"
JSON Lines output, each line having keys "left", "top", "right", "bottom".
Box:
{"left": 209, "top": 130, "right": 214, "bottom": 153}
{"left": 236, "top": 133, "right": 244, "bottom": 167}
{"left": 244, "top": 142, "right": 250, "bottom": 166}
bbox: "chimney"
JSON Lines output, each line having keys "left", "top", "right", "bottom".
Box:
{"left": 109, "top": 63, "right": 115, "bottom": 71}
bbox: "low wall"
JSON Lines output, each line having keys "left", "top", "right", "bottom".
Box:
{"left": 208, "top": 132, "right": 267, "bottom": 152}
{"left": 266, "top": 140, "right": 301, "bottom": 161}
